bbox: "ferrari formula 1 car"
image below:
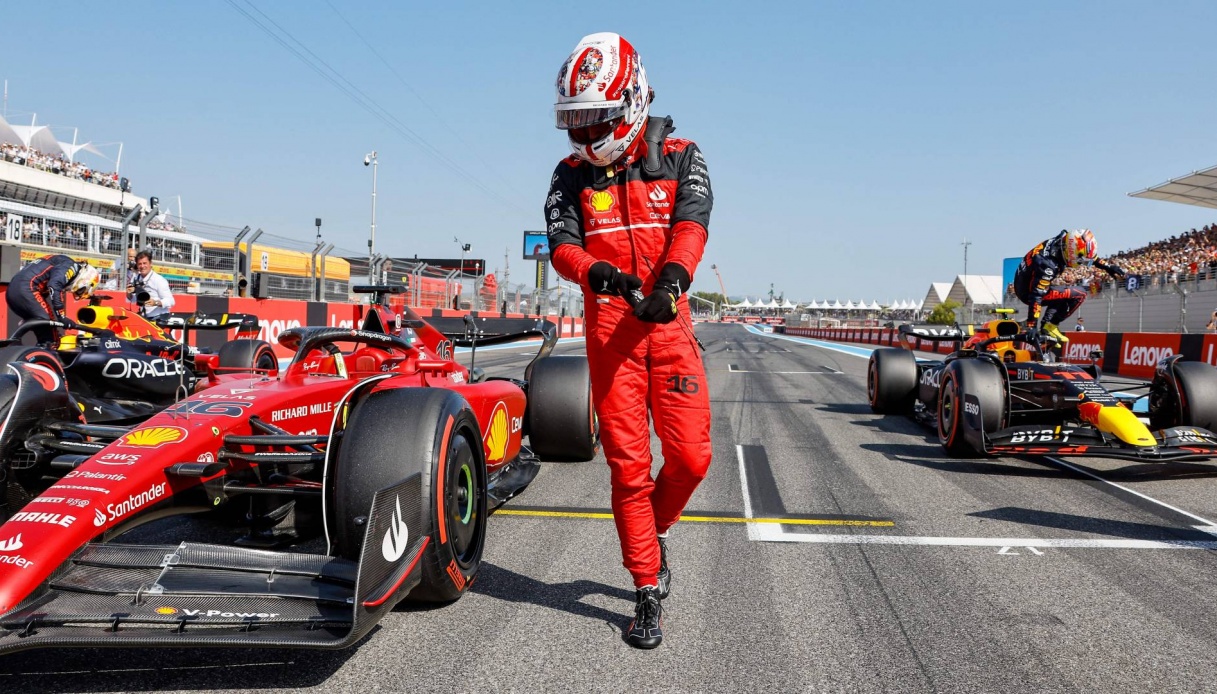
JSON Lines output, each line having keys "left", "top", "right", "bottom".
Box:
{"left": 866, "top": 310, "right": 1217, "bottom": 460}
{"left": 0, "top": 295, "right": 597, "bottom": 655}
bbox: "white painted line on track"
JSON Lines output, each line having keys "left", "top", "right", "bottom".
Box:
{"left": 1045, "top": 456, "right": 1217, "bottom": 531}
{"left": 749, "top": 523, "right": 1217, "bottom": 549}
{"left": 735, "top": 444, "right": 764, "bottom": 541}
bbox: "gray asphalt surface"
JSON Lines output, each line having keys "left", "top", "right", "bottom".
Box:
{"left": 6, "top": 323, "right": 1217, "bottom": 692}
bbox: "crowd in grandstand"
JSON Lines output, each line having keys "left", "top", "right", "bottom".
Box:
{"left": 1034, "top": 223, "right": 1217, "bottom": 293}
{"left": 0, "top": 142, "right": 122, "bottom": 189}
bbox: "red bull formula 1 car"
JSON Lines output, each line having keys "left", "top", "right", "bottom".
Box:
{"left": 866, "top": 310, "right": 1217, "bottom": 459}
{"left": 0, "top": 290, "right": 596, "bottom": 655}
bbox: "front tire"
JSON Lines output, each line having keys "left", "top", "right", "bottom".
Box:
{"left": 1149, "top": 360, "right": 1217, "bottom": 430}
{"left": 333, "top": 388, "right": 487, "bottom": 604}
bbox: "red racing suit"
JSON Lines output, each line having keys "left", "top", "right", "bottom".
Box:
{"left": 546, "top": 116, "right": 712, "bottom": 589}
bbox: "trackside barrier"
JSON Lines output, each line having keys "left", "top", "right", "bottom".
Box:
{"left": 0, "top": 287, "right": 583, "bottom": 361}
{"left": 778, "top": 326, "right": 1217, "bottom": 380}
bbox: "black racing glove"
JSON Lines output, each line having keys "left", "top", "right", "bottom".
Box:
{"left": 587, "top": 261, "right": 643, "bottom": 300}
{"left": 1101, "top": 263, "right": 1126, "bottom": 279}
{"left": 633, "top": 263, "right": 691, "bottom": 324}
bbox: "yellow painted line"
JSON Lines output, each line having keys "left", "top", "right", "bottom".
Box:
{"left": 494, "top": 509, "right": 894, "bottom": 527}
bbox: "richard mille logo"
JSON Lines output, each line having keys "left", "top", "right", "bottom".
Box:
{"left": 381, "top": 496, "right": 409, "bottom": 562}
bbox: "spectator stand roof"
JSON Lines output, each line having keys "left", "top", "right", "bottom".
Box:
{"left": 1129, "top": 164, "right": 1217, "bottom": 210}
{"left": 922, "top": 282, "right": 954, "bottom": 311}
{"left": 946, "top": 275, "right": 1004, "bottom": 307}
{"left": 0, "top": 114, "right": 107, "bottom": 163}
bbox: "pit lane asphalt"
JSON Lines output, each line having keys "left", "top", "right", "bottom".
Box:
{"left": 7, "top": 323, "right": 1217, "bottom": 692}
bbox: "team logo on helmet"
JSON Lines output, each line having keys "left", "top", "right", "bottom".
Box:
{"left": 589, "top": 190, "right": 616, "bottom": 213}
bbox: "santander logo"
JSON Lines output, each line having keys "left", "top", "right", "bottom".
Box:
{"left": 1123, "top": 343, "right": 1173, "bottom": 367}
{"left": 0, "top": 534, "right": 22, "bottom": 552}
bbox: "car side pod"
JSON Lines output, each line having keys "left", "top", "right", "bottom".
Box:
{"left": 1078, "top": 401, "right": 1156, "bottom": 447}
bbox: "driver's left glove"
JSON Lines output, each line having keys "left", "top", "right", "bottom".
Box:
{"left": 633, "top": 263, "right": 690, "bottom": 324}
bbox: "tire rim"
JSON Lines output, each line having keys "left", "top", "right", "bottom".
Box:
{"left": 257, "top": 351, "right": 277, "bottom": 372}
{"left": 939, "top": 378, "right": 955, "bottom": 442}
{"left": 866, "top": 360, "right": 877, "bottom": 404}
{"left": 447, "top": 432, "right": 483, "bottom": 567}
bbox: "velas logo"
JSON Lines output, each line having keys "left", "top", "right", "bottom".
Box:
{"left": 381, "top": 496, "right": 409, "bottom": 562}
{"left": 119, "top": 426, "right": 187, "bottom": 448}
{"left": 484, "top": 402, "right": 510, "bottom": 464}
{"left": 589, "top": 190, "right": 615, "bottom": 213}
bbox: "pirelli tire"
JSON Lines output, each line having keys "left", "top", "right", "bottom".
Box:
{"left": 526, "top": 356, "right": 599, "bottom": 462}
{"left": 867, "top": 348, "right": 918, "bottom": 415}
{"left": 1149, "top": 360, "right": 1217, "bottom": 431}
{"left": 333, "top": 388, "right": 487, "bottom": 605}
{"left": 217, "top": 339, "right": 277, "bottom": 373}
{"left": 937, "top": 358, "right": 1005, "bottom": 457}
{"left": 0, "top": 345, "right": 63, "bottom": 374}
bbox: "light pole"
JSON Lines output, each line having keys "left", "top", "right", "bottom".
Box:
{"left": 961, "top": 237, "right": 973, "bottom": 322}
{"left": 454, "top": 236, "right": 471, "bottom": 309}
{"left": 364, "top": 151, "right": 378, "bottom": 283}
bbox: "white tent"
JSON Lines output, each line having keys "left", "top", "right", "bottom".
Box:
{"left": 780, "top": 298, "right": 798, "bottom": 310}
{"left": 842, "top": 300, "right": 855, "bottom": 310}
{"left": 922, "top": 282, "right": 954, "bottom": 312}
{"left": 737, "top": 298, "right": 753, "bottom": 309}
{"left": 947, "top": 275, "right": 1004, "bottom": 308}
{"left": 868, "top": 300, "right": 881, "bottom": 310}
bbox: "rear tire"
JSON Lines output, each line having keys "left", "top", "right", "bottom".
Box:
{"left": 0, "top": 345, "right": 62, "bottom": 374}
{"left": 938, "top": 359, "right": 1005, "bottom": 457}
{"left": 217, "top": 339, "right": 277, "bottom": 373}
{"left": 1150, "top": 360, "right": 1217, "bottom": 431}
{"left": 526, "top": 356, "right": 598, "bottom": 461}
{"left": 333, "top": 388, "right": 487, "bottom": 604}
{"left": 867, "top": 348, "right": 917, "bottom": 414}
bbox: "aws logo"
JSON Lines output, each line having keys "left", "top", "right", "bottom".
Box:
{"left": 589, "top": 190, "right": 616, "bottom": 213}
{"left": 119, "top": 426, "right": 187, "bottom": 448}
{"left": 483, "top": 402, "right": 510, "bottom": 464}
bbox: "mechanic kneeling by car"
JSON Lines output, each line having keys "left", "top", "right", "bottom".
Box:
{"left": 546, "top": 32, "right": 713, "bottom": 650}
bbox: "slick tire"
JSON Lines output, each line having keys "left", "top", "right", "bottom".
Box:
{"left": 1151, "top": 361, "right": 1217, "bottom": 431}
{"left": 867, "top": 348, "right": 917, "bottom": 415}
{"left": 938, "top": 359, "right": 1005, "bottom": 457}
{"left": 526, "top": 356, "right": 598, "bottom": 462}
{"left": 334, "top": 388, "right": 487, "bottom": 605}
{"left": 217, "top": 339, "right": 277, "bottom": 374}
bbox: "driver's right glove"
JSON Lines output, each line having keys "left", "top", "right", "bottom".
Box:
{"left": 587, "top": 261, "right": 643, "bottom": 300}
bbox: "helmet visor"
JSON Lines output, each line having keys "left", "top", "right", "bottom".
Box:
{"left": 555, "top": 103, "right": 627, "bottom": 130}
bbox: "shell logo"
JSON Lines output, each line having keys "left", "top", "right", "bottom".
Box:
{"left": 155, "top": 607, "right": 178, "bottom": 615}
{"left": 589, "top": 190, "right": 615, "bottom": 213}
{"left": 483, "top": 402, "right": 510, "bottom": 464}
{"left": 120, "top": 426, "right": 187, "bottom": 448}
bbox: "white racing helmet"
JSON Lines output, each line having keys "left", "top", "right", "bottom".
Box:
{"left": 554, "top": 32, "right": 652, "bottom": 167}
{"left": 68, "top": 263, "right": 100, "bottom": 299}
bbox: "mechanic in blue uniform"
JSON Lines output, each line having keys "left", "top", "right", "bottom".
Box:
{"left": 7, "top": 254, "right": 99, "bottom": 345}
{"left": 1013, "top": 229, "right": 1124, "bottom": 345}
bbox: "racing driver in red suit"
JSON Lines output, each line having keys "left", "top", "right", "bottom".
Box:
{"left": 546, "top": 32, "right": 711, "bottom": 649}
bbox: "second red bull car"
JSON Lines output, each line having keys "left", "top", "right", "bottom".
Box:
{"left": 867, "top": 312, "right": 1217, "bottom": 459}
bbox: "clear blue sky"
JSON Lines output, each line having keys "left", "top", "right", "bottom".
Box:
{"left": 6, "top": 1, "right": 1217, "bottom": 302}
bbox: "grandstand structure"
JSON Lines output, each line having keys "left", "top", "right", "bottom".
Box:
{"left": 0, "top": 110, "right": 516, "bottom": 310}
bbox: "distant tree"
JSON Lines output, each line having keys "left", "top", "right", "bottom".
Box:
{"left": 926, "top": 299, "right": 961, "bottom": 325}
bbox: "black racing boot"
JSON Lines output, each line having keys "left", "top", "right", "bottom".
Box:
{"left": 626, "top": 586, "right": 663, "bottom": 649}
{"left": 656, "top": 534, "right": 671, "bottom": 599}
